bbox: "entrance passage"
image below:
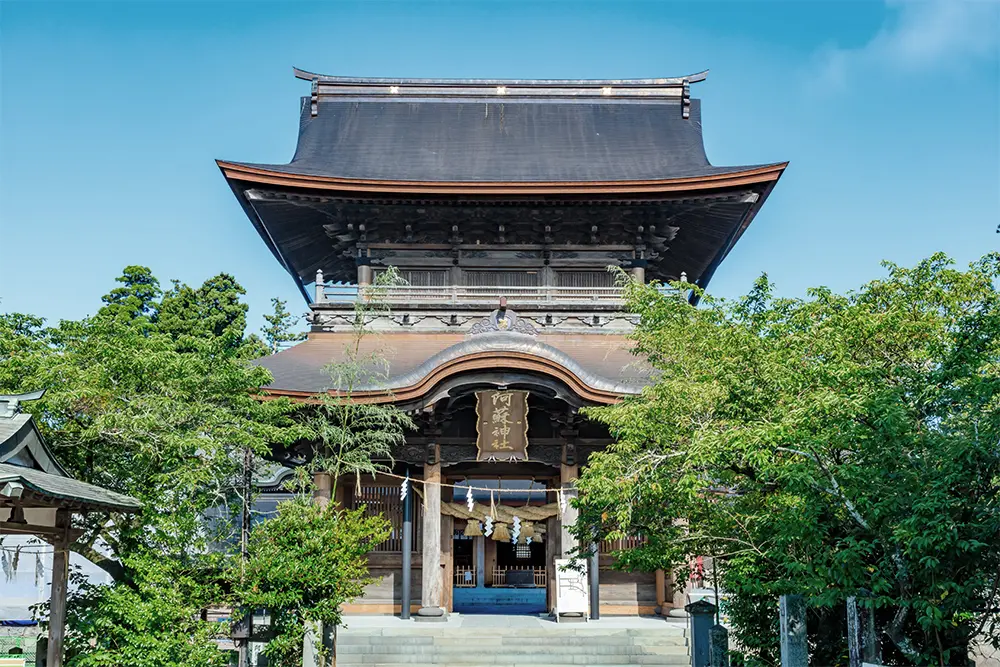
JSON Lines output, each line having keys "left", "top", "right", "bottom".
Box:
{"left": 453, "top": 534, "right": 547, "bottom": 614}
{"left": 450, "top": 479, "right": 549, "bottom": 614}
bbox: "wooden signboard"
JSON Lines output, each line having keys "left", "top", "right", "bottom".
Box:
{"left": 476, "top": 390, "right": 529, "bottom": 462}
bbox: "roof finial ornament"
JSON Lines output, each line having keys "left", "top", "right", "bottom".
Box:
{"left": 0, "top": 390, "right": 45, "bottom": 420}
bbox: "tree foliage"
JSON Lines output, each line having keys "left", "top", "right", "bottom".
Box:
{"left": 575, "top": 254, "right": 1000, "bottom": 666}
{"left": 230, "top": 492, "right": 391, "bottom": 666}
{"left": 0, "top": 266, "right": 306, "bottom": 664}
{"left": 306, "top": 267, "right": 415, "bottom": 492}
{"left": 261, "top": 297, "right": 306, "bottom": 355}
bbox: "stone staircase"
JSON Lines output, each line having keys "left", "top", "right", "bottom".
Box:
{"left": 336, "top": 623, "right": 690, "bottom": 667}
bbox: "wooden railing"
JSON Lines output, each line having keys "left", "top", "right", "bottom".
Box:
{"left": 489, "top": 566, "right": 547, "bottom": 588}
{"left": 454, "top": 566, "right": 477, "bottom": 588}
{"left": 599, "top": 535, "right": 647, "bottom": 554}
{"left": 319, "top": 284, "right": 628, "bottom": 305}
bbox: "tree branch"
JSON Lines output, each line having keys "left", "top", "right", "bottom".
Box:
{"left": 69, "top": 543, "right": 135, "bottom": 589}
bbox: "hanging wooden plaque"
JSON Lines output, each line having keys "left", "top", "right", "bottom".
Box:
{"left": 476, "top": 390, "right": 529, "bottom": 462}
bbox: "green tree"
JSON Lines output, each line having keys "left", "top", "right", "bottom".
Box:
{"left": 0, "top": 266, "right": 306, "bottom": 664}
{"left": 59, "top": 555, "right": 229, "bottom": 667}
{"left": 575, "top": 254, "right": 1000, "bottom": 666}
{"left": 261, "top": 297, "right": 306, "bottom": 355}
{"left": 230, "top": 491, "right": 391, "bottom": 666}
{"left": 307, "top": 266, "right": 415, "bottom": 494}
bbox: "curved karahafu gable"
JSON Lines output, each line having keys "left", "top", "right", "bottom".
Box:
{"left": 254, "top": 330, "right": 653, "bottom": 406}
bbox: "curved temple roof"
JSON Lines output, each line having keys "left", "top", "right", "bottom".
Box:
{"left": 220, "top": 68, "right": 783, "bottom": 186}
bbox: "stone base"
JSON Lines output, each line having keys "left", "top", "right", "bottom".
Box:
{"left": 554, "top": 612, "right": 587, "bottom": 623}
{"left": 667, "top": 607, "right": 689, "bottom": 618}
{"left": 414, "top": 607, "right": 447, "bottom": 622}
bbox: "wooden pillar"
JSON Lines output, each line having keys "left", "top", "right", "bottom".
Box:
{"left": 419, "top": 459, "right": 444, "bottom": 616}
{"left": 655, "top": 569, "right": 667, "bottom": 613}
{"left": 357, "top": 264, "right": 373, "bottom": 286}
{"left": 485, "top": 535, "right": 498, "bottom": 586}
{"left": 312, "top": 471, "right": 332, "bottom": 508}
{"left": 441, "top": 482, "right": 454, "bottom": 612}
{"left": 559, "top": 462, "right": 578, "bottom": 558}
{"left": 475, "top": 536, "right": 486, "bottom": 589}
{"left": 46, "top": 509, "right": 71, "bottom": 667}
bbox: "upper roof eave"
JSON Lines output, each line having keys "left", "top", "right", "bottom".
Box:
{"left": 293, "top": 68, "right": 709, "bottom": 88}
{"left": 216, "top": 160, "right": 788, "bottom": 196}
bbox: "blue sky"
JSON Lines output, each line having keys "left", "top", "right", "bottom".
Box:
{"left": 2, "top": 1, "right": 998, "bottom": 335}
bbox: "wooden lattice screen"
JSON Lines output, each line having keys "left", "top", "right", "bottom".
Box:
{"left": 599, "top": 535, "right": 646, "bottom": 554}
{"left": 556, "top": 270, "right": 617, "bottom": 288}
{"left": 350, "top": 484, "right": 423, "bottom": 553}
{"left": 464, "top": 270, "right": 540, "bottom": 287}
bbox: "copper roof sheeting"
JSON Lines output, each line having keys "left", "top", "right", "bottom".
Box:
{"left": 254, "top": 331, "right": 651, "bottom": 400}
{"left": 224, "top": 96, "right": 778, "bottom": 184}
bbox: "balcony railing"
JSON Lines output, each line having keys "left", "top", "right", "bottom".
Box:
{"left": 490, "top": 566, "right": 547, "bottom": 588}
{"left": 317, "top": 284, "right": 627, "bottom": 305}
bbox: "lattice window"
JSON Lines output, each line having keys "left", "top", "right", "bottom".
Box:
{"left": 515, "top": 544, "right": 532, "bottom": 559}
{"left": 555, "top": 270, "right": 617, "bottom": 288}
{"left": 464, "top": 270, "right": 539, "bottom": 287}
{"left": 350, "top": 484, "right": 423, "bottom": 553}
{"left": 374, "top": 269, "right": 449, "bottom": 287}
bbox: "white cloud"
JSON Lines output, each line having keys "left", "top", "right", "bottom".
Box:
{"left": 813, "top": 0, "right": 1000, "bottom": 89}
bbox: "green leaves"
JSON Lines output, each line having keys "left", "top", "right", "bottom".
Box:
{"left": 576, "top": 253, "right": 1000, "bottom": 665}
{"left": 229, "top": 500, "right": 391, "bottom": 666}
{"left": 1, "top": 266, "right": 308, "bottom": 665}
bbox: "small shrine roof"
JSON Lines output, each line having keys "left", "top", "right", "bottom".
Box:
{"left": 0, "top": 463, "right": 141, "bottom": 513}
{"left": 0, "top": 394, "right": 141, "bottom": 513}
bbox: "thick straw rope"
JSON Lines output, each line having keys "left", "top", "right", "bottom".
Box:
{"left": 368, "top": 469, "right": 578, "bottom": 494}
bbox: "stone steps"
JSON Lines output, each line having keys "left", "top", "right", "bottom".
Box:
{"left": 336, "top": 623, "right": 690, "bottom": 666}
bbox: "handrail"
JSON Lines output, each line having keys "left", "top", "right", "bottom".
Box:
{"left": 318, "top": 284, "right": 628, "bottom": 305}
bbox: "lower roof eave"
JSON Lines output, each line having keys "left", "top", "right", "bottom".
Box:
{"left": 217, "top": 160, "right": 788, "bottom": 196}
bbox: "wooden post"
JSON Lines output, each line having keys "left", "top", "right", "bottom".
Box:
{"left": 545, "top": 516, "right": 558, "bottom": 613}
{"left": 655, "top": 569, "right": 667, "bottom": 614}
{"left": 559, "top": 463, "right": 578, "bottom": 558}
{"left": 400, "top": 469, "right": 413, "bottom": 619}
{"left": 485, "top": 534, "right": 497, "bottom": 586}
{"left": 46, "top": 509, "right": 70, "bottom": 667}
{"left": 357, "top": 265, "right": 373, "bottom": 287}
{"left": 475, "top": 536, "right": 486, "bottom": 589}
{"left": 441, "top": 482, "right": 454, "bottom": 613}
{"left": 418, "top": 460, "right": 445, "bottom": 619}
{"left": 315, "top": 269, "right": 325, "bottom": 303}
{"left": 312, "top": 471, "right": 332, "bottom": 508}
{"left": 779, "top": 594, "right": 808, "bottom": 667}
